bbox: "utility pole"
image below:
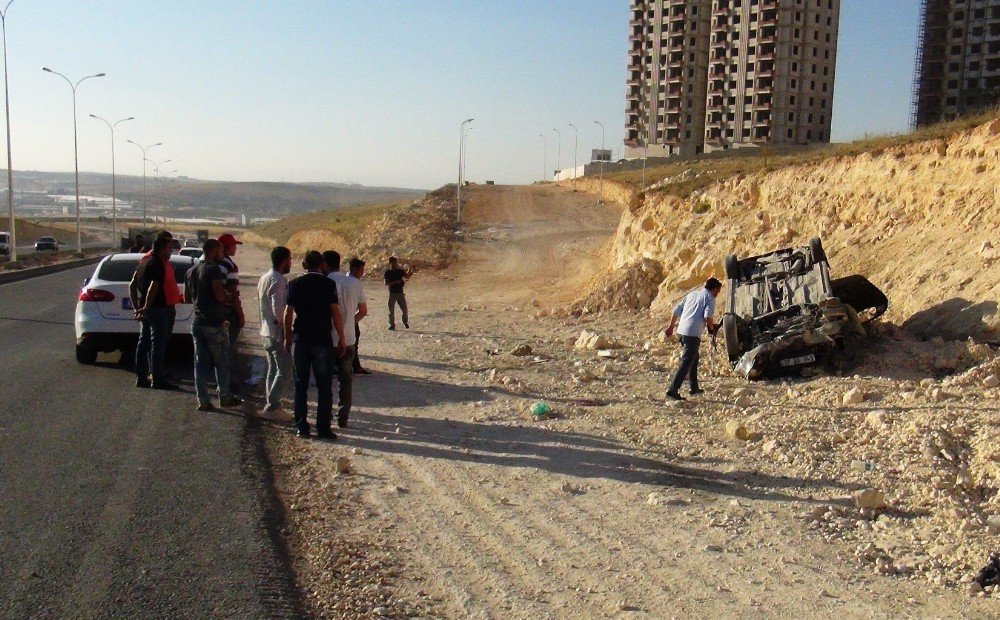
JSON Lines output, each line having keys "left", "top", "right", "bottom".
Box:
{"left": 90, "top": 114, "right": 133, "bottom": 242}
{"left": 551, "top": 128, "right": 561, "bottom": 179}
{"left": 456, "top": 118, "right": 473, "bottom": 226}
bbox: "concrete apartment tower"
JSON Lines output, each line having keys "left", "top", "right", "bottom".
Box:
{"left": 625, "top": 0, "right": 713, "bottom": 158}
{"left": 625, "top": 0, "right": 840, "bottom": 158}
{"left": 913, "top": 0, "right": 1000, "bottom": 128}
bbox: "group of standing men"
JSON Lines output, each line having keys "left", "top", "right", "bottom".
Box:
{"left": 129, "top": 229, "right": 415, "bottom": 442}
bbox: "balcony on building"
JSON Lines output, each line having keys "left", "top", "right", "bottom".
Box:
{"left": 755, "top": 78, "right": 773, "bottom": 92}
{"left": 757, "top": 44, "right": 775, "bottom": 60}
{"left": 758, "top": 26, "right": 777, "bottom": 44}
{"left": 759, "top": 9, "right": 777, "bottom": 26}
{"left": 752, "top": 128, "right": 771, "bottom": 143}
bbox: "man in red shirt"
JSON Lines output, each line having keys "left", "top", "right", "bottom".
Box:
{"left": 130, "top": 233, "right": 180, "bottom": 389}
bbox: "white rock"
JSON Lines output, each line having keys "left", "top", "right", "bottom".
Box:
{"left": 336, "top": 456, "right": 352, "bottom": 475}
{"left": 983, "top": 375, "right": 1000, "bottom": 389}
{"left": 853, "top": 488, "right": 886, "bottom": 509}
{"left": 843, "top": 386, "right": 865, "bottom": 406}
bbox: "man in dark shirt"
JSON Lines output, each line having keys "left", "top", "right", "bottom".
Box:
{"left": 187, "top": 239, "right": 240, "bottom": 411}
{"left": 284, "top": 250, "right": 347, "bottom": 439}
{"left": 218, "top": 233, "right": 245, "bottom": 396}
{"left": 132, "top": 236, "right": 178, "bottom": 390}
{"left": 384, "top": 256, "right": 412, "bottom": 330}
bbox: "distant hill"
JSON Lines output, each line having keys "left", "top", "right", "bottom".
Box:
{"left": 6, "top": 170, "right": 426, "bottom": 219}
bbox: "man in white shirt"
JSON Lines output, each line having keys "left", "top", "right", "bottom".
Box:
{"left": 258, "top": 246, "right": 293, "bottom": 413}
{"left": 325, "top": 252, "right": 368, "bottom": 428}
{"left": 664, "top": 277, "right": 722, "bottom": 401}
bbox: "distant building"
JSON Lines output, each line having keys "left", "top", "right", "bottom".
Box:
{"left": 912, "top": 0, "right": 1000, "bottom": 128}
{"left": 625, "top": 0, "right": 841, "bottom": 159}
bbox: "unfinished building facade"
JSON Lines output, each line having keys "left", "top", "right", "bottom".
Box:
{"left": 913, "top": 0, "right": 1000, "bottom": 127}
{"left": 625, "top": 0, "right": 712, "bottom": 158}
{"left": 625, "top": 0, "right": 840, "bottom": 158}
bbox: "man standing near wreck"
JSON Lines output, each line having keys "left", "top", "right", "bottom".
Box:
{"left": 664, "top": 277, "right": 722, "bottom": 401}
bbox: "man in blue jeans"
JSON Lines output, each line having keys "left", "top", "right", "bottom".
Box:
{"left": 664, "top": 277, "right": 722, "bottom": 401}
{"left": 132, "top": 236, "right": 179, "bottom": 390}
{"left": 258, "top": 246, "right": 293, "bottom": 414}
{"left": 283, "top": 250, "right": 347, "bottom": 439}
{"left": 187, "top": 239, "right": 241, "bottom": 411}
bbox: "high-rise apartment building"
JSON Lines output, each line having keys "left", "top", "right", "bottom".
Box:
{"left": 913, "top": 0, "right": 1000, "bottom": 128}
{"left": 625, "top": 0, "right": 840, "bottom": 159}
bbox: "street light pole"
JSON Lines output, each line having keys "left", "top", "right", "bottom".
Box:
{"left": 538, "top": 133, "right": 547, "bottom": 183}
{"left": 456, "top": 117, "right": 473, "bottom": 226}
{"left": 90, "top": 114, "right": 133, "bottom": 242}
{"left": 1, "top": 1, "right": 16, "bottom": 262}
{"left": 126, "top": 140, "right": 161, "bottom": 225}
{"left": 461, "top": 125, "right": 473, "bottom": 187}
{"left": 551, "top": 128, "right": 561, "bottom": 180}
{"left": 43, "top": 67, "right": 105, "bottom": 255}
{"left": 568, "top": 123, "right": 578, "bottom": 189}
{"left": 593, "top": 120, "right": 605, "bottom": 202}
{"left": 159, "top": 168, "right": 176, "bottom": 225}
{"left": 148, "top": 158, "right": 171, "bottom": 224}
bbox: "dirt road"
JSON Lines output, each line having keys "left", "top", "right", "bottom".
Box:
{"left": 261, "top": 184, "right": 994, "bottom": 618}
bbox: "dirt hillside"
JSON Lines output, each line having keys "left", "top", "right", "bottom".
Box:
{"left": 580, "top": 118, "right": 1000, "bottom": 342}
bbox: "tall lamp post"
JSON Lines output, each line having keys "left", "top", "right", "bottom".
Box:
{"left": 89, "top": 114, "right": 133, "bottom": 241}
{"left": 568, "top": 123, "right": 579, "bottom": 189}
{"left": 551, "top": 128, "right": 561, "bottom": 180}
{"left": 158, "top": 167, "right": 176, "bottom": 224}
{"left": 127, "top": 140, "right": 161, "bottom": 224}
{"left": 1, "top": 0, "right": 16, "bottom": 262}
{"left": 462, "top": 125, "right": 473, "bottom": 186}
{"left": 148, "top": 158, "right": 171, "bottom": 223}
{"left": 42, "top": 67, "right": 105, "bottom": 254}
{"left": 538, "top": 133, "right": 547, "bottom": 183}
{"left": 593, "top": 120, "right": 605, "bottom": 201}
{"left": 456, "top": 117, "right": 473, "bottom": 226}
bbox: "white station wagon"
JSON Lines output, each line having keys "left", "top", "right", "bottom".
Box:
{"left": 74, "top": 253, "right": 198, "bottom": 363}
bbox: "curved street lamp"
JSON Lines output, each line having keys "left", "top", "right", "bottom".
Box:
{"left": 42, "top": 67, "right": 105, "bottom": 254}
{"left": 90, "top": 114, "right": 133, "bottom": 240}
{"left": 126, "top": 140, "right": 161, "bottom": 224}
{"left": 593, "top": 120, "right": 606, "bottom": 201}
{"left": 2, "top": 0, "right": 17, "bottom": 261}
{"left": 456, "top": 117, "right": 473, "bottom": 225}
{"left": 148, "top": 158, "right": 171, "bottom": 224}
{"left": 551, "top": 128, "right": 561, "bottom": 179}
{"left": 568, "top": 123, "right": 579, "bottom": 188}
{"left": 538, "top": 133, "right": 547, "bottom": 183}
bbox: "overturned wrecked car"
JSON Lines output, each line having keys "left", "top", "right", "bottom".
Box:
{"left": 722, "top": 238, "right": 888, "bottom": 380}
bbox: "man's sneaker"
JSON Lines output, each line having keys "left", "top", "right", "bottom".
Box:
{"left": 197, "top": 402, "right": 216, "bottom": 412}
{"left": 136, "top": 378, "right": 151, "bottom": 388}
{"left": 665, "top": 390, "right": 686, "bottom": 401}
{"left": 316, "top": 429, "right": 338, "bottom": 441}
{"left": 388, "top": 325, "right": 396, "bottom": 331}
{"left": 355, "top": 368, "right": 372, "bottom": 375}
{"left": 220, "top": 396, "right": 243, "bottom": 407}
{"left": 151, "top": 381, "right": 179, "bottom": 391}
{"left": 403, "top": 321, "right": 409, "bottom": 329}
{"left": 296, "top": 427, "right": 311, "bottom": 438}
{"left": 690, "top": 388, "right": 705, "bottom": 396}
{"left": 337, "top": 416, "right": 349, "bottom": 429}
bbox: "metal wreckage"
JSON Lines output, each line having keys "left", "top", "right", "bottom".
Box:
{"left": 721, "top": 237, "right": 888, "bottom": 380}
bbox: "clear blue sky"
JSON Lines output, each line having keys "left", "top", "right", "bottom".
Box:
{"left": 3, "top": 0, "right": 920, "bottom": 189}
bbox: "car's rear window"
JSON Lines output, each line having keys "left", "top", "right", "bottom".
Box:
{"left": 97, "top": 258, "right": 194, "bottom": 284}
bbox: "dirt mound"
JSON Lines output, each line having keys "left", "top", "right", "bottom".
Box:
{"left": 586, "top": 118, "right": 1000, "bottom": 341}
{"left": 351, "top": 186, "right": 458, "bottom": 275}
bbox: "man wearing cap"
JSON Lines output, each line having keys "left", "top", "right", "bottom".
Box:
{"left": 218, "top": 233, "right": 245, "bottom": 395}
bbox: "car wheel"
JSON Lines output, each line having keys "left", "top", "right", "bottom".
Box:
{"left": 724, "top": 254, "right": 740, "bottom": 280}
{"left": 809, "top": 237, "right": 827, "bottom": 264}
{"left": 722, "top": 313, "right": 742, "bottom": 362}
{"left": 75, "top": 344, "right": 98, "bottom": 364}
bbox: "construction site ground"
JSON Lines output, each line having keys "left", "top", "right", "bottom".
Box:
{"left": 248, "top": 183, "right": 999, "bottom": 618}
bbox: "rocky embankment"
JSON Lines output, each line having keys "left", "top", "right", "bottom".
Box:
{"left": 579, "top": 118, "right": 1000, "bottom": 343}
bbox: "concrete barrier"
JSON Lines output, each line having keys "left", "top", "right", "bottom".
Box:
{"left": 0, "top": 255, "right": 106, "bottom": 286}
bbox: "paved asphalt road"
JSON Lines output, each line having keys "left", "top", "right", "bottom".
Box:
{"left": 0, "top": 265, "right": 301, "bottom": 618}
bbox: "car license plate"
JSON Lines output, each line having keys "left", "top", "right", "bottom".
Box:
{"left": 781, "top": 354, "right": 816, "bottom": 367}
{"left": 122, "top": 298, "right": 133, "bottom": 310}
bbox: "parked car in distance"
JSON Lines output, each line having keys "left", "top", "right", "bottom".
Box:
{"left": 722, "top": 237, "right": 888, "bottom": 380}
{"left": 0, "top": 231, "right": 10, "bottom": 258}
{"left": 179, "top": 247, "right": 203, "bottom": 260}
{"left": 35, "top": 236, "right": 59, "bottom": 252}
{"left": 183, "top": 237, "right": 200, "bottom": 248}
{"left": 74, "top": 253, "right": 197, "bottom": 364}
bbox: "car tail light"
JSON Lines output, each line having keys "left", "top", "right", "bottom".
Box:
{"left": 79, "top": 288, "right": 115, "bottom": 302}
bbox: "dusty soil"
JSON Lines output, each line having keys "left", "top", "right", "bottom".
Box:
{"left": 248, "top": 183, "right": 1000, "bottom": 618}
